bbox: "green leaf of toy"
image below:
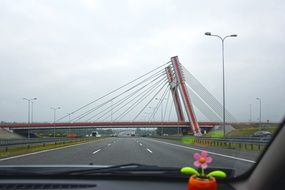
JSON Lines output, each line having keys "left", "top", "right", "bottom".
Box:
{"left": 180, "top": 167, "right": 199, "bottom": 176}
{"left": 207, "top": 171, "right": 227, "bottom": 178}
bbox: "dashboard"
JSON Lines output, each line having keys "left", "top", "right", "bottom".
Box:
{"left": 0, "top": 178, "right": 235, "bottom": 190}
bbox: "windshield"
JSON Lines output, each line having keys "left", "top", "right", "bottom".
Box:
{"left": 0, "top": 0, "right": 284, "bottom": 178}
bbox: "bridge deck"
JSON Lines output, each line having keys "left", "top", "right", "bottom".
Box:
{"left": 0, "top": 121, "right": 221, "bottom": 129}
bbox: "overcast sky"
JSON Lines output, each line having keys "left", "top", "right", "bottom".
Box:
{"left": 0, "top": 0, "right": 284, "bottom": 123}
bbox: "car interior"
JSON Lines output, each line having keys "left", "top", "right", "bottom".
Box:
{"left": 0, "top": 1, "right": 283, "bottom": 190}
{"left": 0, "top": 117, "right": 284, "bottom": 190}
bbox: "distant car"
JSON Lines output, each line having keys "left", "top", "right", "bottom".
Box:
{"left": 252, "top": 131, "right": 272, "bottom": 138}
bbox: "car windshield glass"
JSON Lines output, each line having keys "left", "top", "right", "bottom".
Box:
{"left": 0, "top": 0, "right": 284, "bottom": 179}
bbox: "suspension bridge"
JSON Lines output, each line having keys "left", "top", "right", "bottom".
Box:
{"left": 1, "top": 56, "right": 237, "bottom": 136}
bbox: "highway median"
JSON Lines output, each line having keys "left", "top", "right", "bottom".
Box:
{"left": 0, "top": 137, "right": 107, "bottom": 159}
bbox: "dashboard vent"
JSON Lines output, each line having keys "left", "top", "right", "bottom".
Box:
{"left": 0, "top": 183, "right": 96, "bottom": 189}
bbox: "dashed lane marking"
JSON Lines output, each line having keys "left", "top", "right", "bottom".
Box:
{"left": 146, "top": 148, "right": 153, "bottom": 153}
{"left": 92, "top": 149, "right": 101, "bottom": 154}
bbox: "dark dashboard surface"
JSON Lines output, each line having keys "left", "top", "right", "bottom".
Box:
{"left": 0, "top": 178, "right": 235, "bottom": 190}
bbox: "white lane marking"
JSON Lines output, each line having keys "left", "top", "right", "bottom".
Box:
{"left": 107, "top": 144, "right": 111, "bottom": 146}
{"left": 139, "top": 143, "right": 143, "bottom": 146}
{"left": 92, "top": 149, "right": 101, "bottom": 154}
{"left": 146, "top": 148, "right": 153, "bottom": 153}
{"left": 0, "top": 139, "right": 107, "bottom": 162}
{"left": 147, "top": 139, "right": 256, "bottom": 163}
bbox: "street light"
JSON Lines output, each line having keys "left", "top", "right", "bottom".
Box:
{"left": 51, "top": 107, "right": 61, "bottom": 138}
{"left": 205, "top": 32, "right": 237, "bottom": 137}
{"left": 147, "top": 106, "right": 155, "bottom": 121}
{"left": 67, "top": 113, "right": 72, "bottom": 123}
{"left": 155, "top": 98, "right": 167, "bottom": 121}
{"left": 256, "top": 98, "right": 262, "bottom": 130}
{"left": 111, "top": 100, "right": 113, "bottom": 122}
{"left": 22, "top": 98, "right": 37, "bottom": 123}
{"left": 155, "top": 98, "right": 167, "bottom": 135}
{"left": 143, "top": 112, "right": 152, "bottom": 121}
{"left": 67, "top": 113, "right": 72, "bottom": 135}
{"left": 249, "top": 104, "right": 252, "bottom": 122}
{"left": 31, "top": 99, "right": 37, "bottom": 123}
{"left": 23, "top": 97, "right": 37, "bottom": 139}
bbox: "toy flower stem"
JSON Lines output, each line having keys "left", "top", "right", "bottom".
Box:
{"left": 201, "top": 168, "right": 205, "bottom": 176}
{"left": 181, "top": 150, "right": 227, "bottom": 179}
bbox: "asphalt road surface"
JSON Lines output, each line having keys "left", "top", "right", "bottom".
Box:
{"left": 0, "top": 137, "right": 261, "bottom": 176}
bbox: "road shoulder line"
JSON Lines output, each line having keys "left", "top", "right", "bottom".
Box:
{"left": 147, "top": 138, "right": 256, "bottom": 163}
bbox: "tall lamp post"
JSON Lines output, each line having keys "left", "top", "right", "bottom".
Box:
{"left": 67, "top": 112, "right": 72, "bottom": 135}
{"left": 67, "top": 113, "right": 72, "bottom": 123}
{"left": 249, "top": 104, "right": 252, "bottom": 122}
{"left": 51, "top": 107, "right": 61, "bottom": 138}
{"left": 111, "top": 100, "right": 113, "bottom": 122}
{"left": 23, "top": 97, "right": 37, "bottom": 138}
{"left": 256, "top": 98, "right": 262, "bottom": 130}
{"left": 155, "top": 98, "right": 167, "bottom": 135}
{"left": 143, "top": 112, "right": 151, "bottom": 121}
{"left": 205, "top": 32, "right": 237, "bottom": 137}
{"left": 31, "top": 99, "right": 37, "bottom": 123}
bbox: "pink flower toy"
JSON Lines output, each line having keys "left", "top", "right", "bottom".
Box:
{"left": 181, "top": 150, "right": 226, "bottom": 178}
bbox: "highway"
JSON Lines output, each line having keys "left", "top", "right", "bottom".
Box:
{"left": 0, "top": 137, "right": 260, "bottom": 176}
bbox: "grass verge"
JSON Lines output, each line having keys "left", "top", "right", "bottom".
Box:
{"left": 0, "top": 138, "right": 106, "bottom": 159}
{"left": 227, "top": 127, "right": 278, "bottom": 137}
{"left": 152, "top": 136, "right": 266, "bottom": 152}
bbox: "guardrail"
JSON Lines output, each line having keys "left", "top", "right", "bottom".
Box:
{"left": 0, "top": 137, "right": 99, "bottom": 152}
{"left": 0, "top": 137, "right": 82, "bottom": 146}
{"left": 197, "top": 136, "right": 270, "bottom": 144}
{"left": 152, "top": 135, "right": 271, "bottom": 151}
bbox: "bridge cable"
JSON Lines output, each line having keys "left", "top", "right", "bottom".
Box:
{"left": 117, "top": 80, "right": 168, "bottom": 121}
{"left": 163, "top": 89, "right": 171, "bottom": 122}
{"left": 86, "top": 75, "right": 167, "bottom": 122}
{"left": 69, "top": 69, "right": 165, "bottom": 122}
{"left": 101, "top": 79, "right": 168, "bottom": 122}
{"left": 73, "top": 72, "right": 166, "bottom": 122}
{"left": 168, "top": 99, "right": 174, "bottom": 121}
{"left": 149, "top": 84, "right": 169, "bottom": 121}
{"left": 69, "top": 70, "right": 166, "bottom": 122}
{"left": 131, "top": 81, "right": 169, "bottom": 122}
{"left": 56, "top": 61, "right": 171, "bottom": 122}
{"left": 131, "top": 81, "right": 169, "bottom": 121}
{"left": 90, "top": 76, "right": 167, "bottom": 121}
{"left": 182, "top": 65, "right": 236, "bottom": 121}
{"left": 186, "top": 85, "right": 222, "bottom": 121}
{"left": 185, "top": 81, "right": 232, "bottom": 121}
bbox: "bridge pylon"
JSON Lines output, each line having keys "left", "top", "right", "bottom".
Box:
{"left": 165, "top": 66, "right": 185, "bottom": 122}
{"left": 170, "top": 56, "right": 202, "bottom": 136}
